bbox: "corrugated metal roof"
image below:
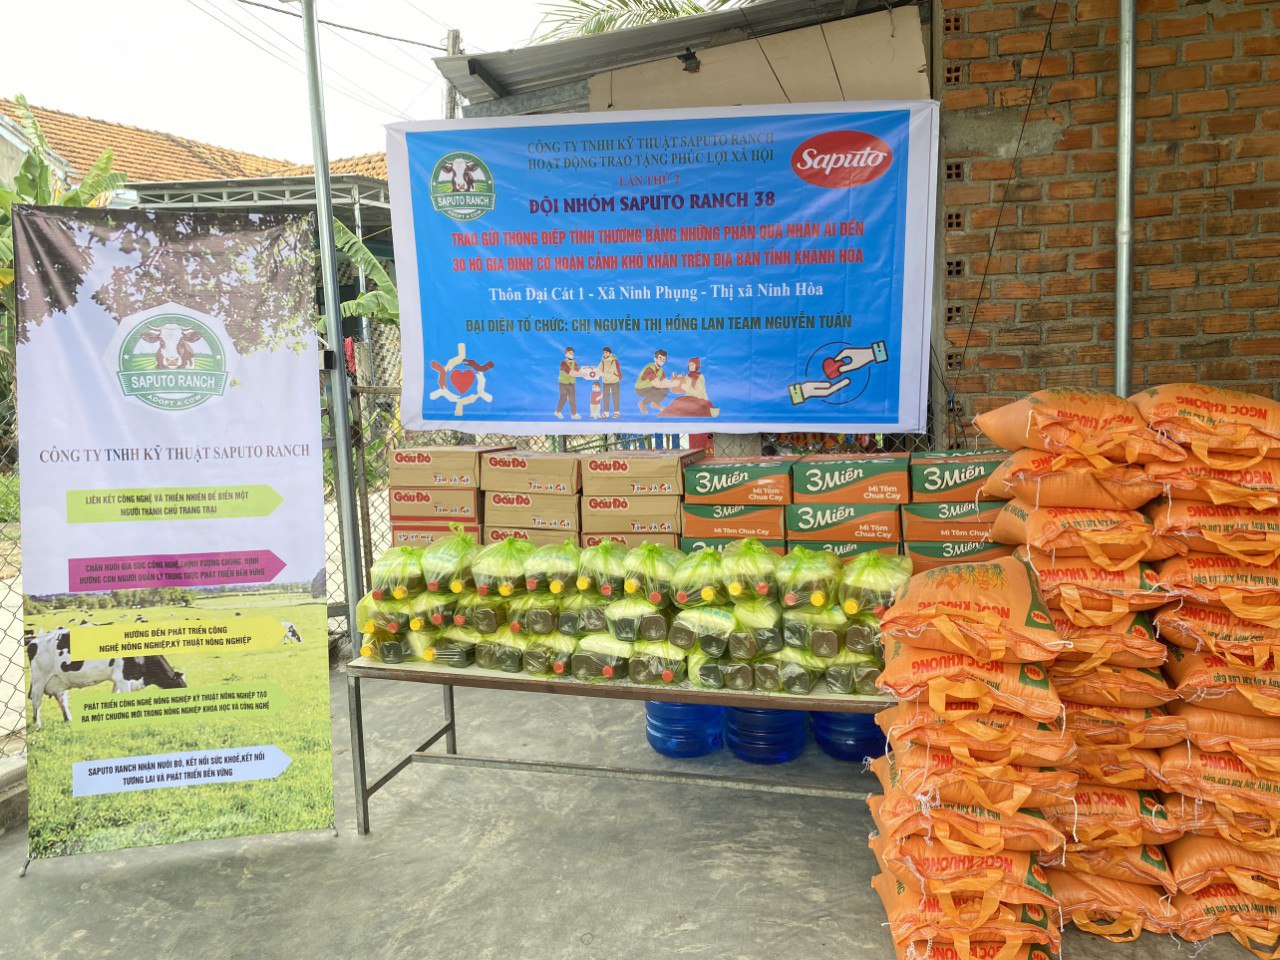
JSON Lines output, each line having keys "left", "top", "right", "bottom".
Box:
{"left": 435, "top": 0, "right": 925, "bottom": 107}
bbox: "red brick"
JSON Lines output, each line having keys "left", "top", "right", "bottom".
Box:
{"left": 1148, "top": 268, "right": 1196, "bottom": 289}
{"left": 994, "top": 231, "right": 1042, "bottom": 251}
{"left": 1180, "top": 241, "right": 1232, "bottom": 261}
{"left": 1179, "top": 141, "right": 1231, "bottom": 163}
{"left": 1150, "top": 118, "right": 1203, "bottom": 142}
{"left": 1073, "top": 50, "right": 1116, "bottom": 74}
{"left": 1203, "top": 315, "right": 1251, "bottom": 334}
{"left": 944, "top": 38, "right": 990, "bottom": 58}
{"left": 1156, "top": 14, "right": 1207, "bottom": 37}
{"left": 1206, "top": 163, "right": 1259, "bottom": 188}
{"left": 1239, "top": 136, "right": 1280, "bottom": 159}
{"left": 1264, "top": 111, "right": 1280, "bottom": 132}
{"left": 1021, "top": 155, "right": 1068, "bottom": 176}
{"left": 1207, "top": 114, "right": 1256, "bottom": 136}
{"left": 1154, "top": 66, "right": 1205, "bottom": 92}
{"left": 1265, "top": 159, "right": 1280, "bottom": 181}
{"left": 995, "top": 87, "right": 1037, "bottom": 108}
{"left": 973, "top": 302, "right": 1015, "bottom": 324}
{"left": 1075, "top": 201, "right": 1117, "bottom": 222}
{"left": 1050, "top": 180, "right": 1097, "bottom": 199}
{"left": 1178, "top": 193, "right": 1230, "bottom": 214}
{"left": 1137, "top": 0, "right": 1177, "bottom": 13}
{"left": 1135, "top": 145, "right": 1176, "bottom": 167}
{"left": 1135, "top": 196, "right": 1175, "bottom": 217}
{"left": 971, "top": 207, "right": 1018, "bottom": 228}
{"left": 1018, "top": 3, "right": 1060, "bottom": 27}
{"left": 940, "top": 0, "right": 982, "bottom": 7}
{"left": 1237, "top": 87, "right": 1280, "bottom": 109}
{"left": 1023, "top": 203, "right": 1071, "bottom": 225}
{"left": 996, "top": 32, "right": 1045, "bottom": 55}
{"left": 1020, "top": 252, "right": 1069, "bottom": 272}
{"left": 1102, "top": 72, "right": 1153, "bottom": 97}
{"left": 946, "top": 234, "right": 990, "bottom": 255}
{"left": 1214, "top": 9, "right": 1263, "bottom": 31}
{"left": 1075, "top": 0, "right": 1117, "bottom": 20}
{"left": 1045, "top": 324, "right": 1097, "bottom": 344}
{"left": 1048, "top": 78, "right": 1097, "bottom": 102}
{"left": 994, "top": 328, "right": 1042, "bottom": 347}
{"left": 995, "top": 182, "right": 1042, "bottom": 203}
{"left": 1156, "top": 170, "right": 1204, "bottom": 191}
{"left": 976, "top": 353, "right": 1024, "bottom": 369}
{"left": 945, "top": 183, "right": 991, "bottom": 205}
{"left": 1076, "top": 251, "right": 1116, "bottom": 270}
{"left": 1178, "top": 90, "right": 1229, "bottom": 113}
{"left": 995, "top": 281, "right": 1043, "bottom": 298}
{"left": 1136, "top": 45, "right": 1177, "bottom": 68}
{"left": 1051, "top": 26, "right": 1101, "bottom": 49}
{"left": 1242, "top": 36, "right": 1280, "bottom": 57}
{"left": 1073, "top": 151, "right": 1118, "bottom": 173}
{"left": 1057, "top": 128, "right": 1093, "bottom": 151}
{"left": 1234, "top": 188, "right": 1280, "bottom": 209}
{"left": 1179, "top": 291, "right": 1225, "bottom": 312}
{"left": 1212, "top": 62, "right": 1262, "bottom": 85}
{"left": 1144, "top": 363, "right": 1199, "bottom": 382}
{"left": 968, "top": 8, "right": 1016, "bottom": 30}
{"left": 1047, "top": 226, "right": 1094, "bottom": 247}
{"left": 1149, "top": 318, "right": 1199, "bottom": 338}
{"left": 1020, "top": 54, "right": 1070, "bottom": 78}
{"left": 1135, "top": 96, "right": 1174, "bottom": 119}
{"left": 1231, "top": 290, "right": 1280, "bottom": 309}
{"left": 1148, "top": 219, "right": 1198, "bottom": 241}
{"left": 1201, "top": 360, "right": 1252, "bottom": 380}
{"left": 1184, "top": 39, "right": 1235, "bottom": 62}
{"left": 946, "top": 328, "right": 990, "bottom": 349}
{"left": 1074, "top": 102, "right": 1118, "bottom": 124}
{"left": 1024, "top": 301, "right": 1070, "bottom": 323}
{"left": 1201, "top": 263, "right": 1252, "bottom": 285}
{"left": 944, "top": 88, "right": 990, "bottom": 110}
{"left": 1238, "top": 239, "right": 1280, "bottom": 259}
{"left": 969, "top": 159, "right": 1015, "bottom": 180}
{"left": 1181, "top": 340, "right": 1232, "bottom": 361}
{"left": 970, "top": 60, "right": 1016, "bottom": 82}
{"left": 972, "top": 254, "right": 1018, "bottom": 275}
{"left": 1206, "top": 214, "right": 1260, "bottom": 237}
{"left": 1235, "top": 337, "right": 1280, "bottom": 357}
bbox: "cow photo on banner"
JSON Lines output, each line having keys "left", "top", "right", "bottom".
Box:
{"left": 13, "top": 206, "right": 333, "bottom": 860}
{"left": 388, "top": 101, "right": 939, "bottom": 435}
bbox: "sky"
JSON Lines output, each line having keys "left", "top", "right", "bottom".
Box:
{"left": 1, "top": 0, "right": 550, "bottom": 163}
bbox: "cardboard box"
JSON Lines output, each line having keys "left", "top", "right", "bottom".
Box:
{"left": 389, "top": 487, "right": 480, "bottom": 521}
{"left": 681, "top": 536, "right": 787, "bottom": 556}
{"left": 581, "top": 532, "right": 680, "bottom": 549}
{"left": 581, "top": 449, "right": 706, "bottom": 496}
{"left": 683, "top": 458, "right": 794, "bottom": 505}
{"left": 902, "top": 501, "right": 1002, "bottom": 542}
{"left": 793, "top": 541, "right": 902, "bottom": 560}
{"left": 391, "top": 522, "right": 480, "bottom": 548}
{"left": 910, "top": 450, "right": 1008, "bottom": 502}
{"left": 482, "top": 526, "right": 570, "bottom": 546}
{"left": 906, "top": 540, "right": 1016, "bottom": 572}
{"left": 581, "top": 494, "right": 681, "bottom": 535}
{"left": 682, "top": 504, "right": 785, "bottom": 540}
{"left": 785, "top": 503, "right": 901, "bottom": 542}
{"left": 480, "top": 451, "right": 581, "bottom": 494}
{"left": 791, "top": 453, "right": 910, "bottom": 504}
{"left": 388, "top": 444, "right": 513, "bottom": 488}
{"left": 483, "top": 491, "right": 579, "bottom": 532}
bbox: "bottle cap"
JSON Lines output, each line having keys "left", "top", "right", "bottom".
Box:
{"left": 387, "top": 621, "right": 401, "bottom": 633}
{"left": 371, "top": 589, "right": 385, "bottom": 601}
{"left": 424, "top": 649, "right": 436, "bottom": 661}
{"left": 811, "top": 592, "right": 825, "bottom": 607}
{"left": 648, "top": 591, "right": 662, "bottom": 604}
{"left": 553, "top": 661, "right": 565, "bottom": 674}
{"left": 526, "top": 577, "right": 539, "bottom": 591}
{"left": 452, "top": 614, "right": 465, "bottom": 626}
{"left": 410, "top": 618, "right": 425, "bottom": 631}
{"left": 576, "top": 576, "right": 590, "bottom": 591}
{"left": 392, "top": 586, "right": 408, "bottom": 600}
{"left": 675, "top": 591, "right": 689, "bottom": 604}
{"left": 756, "top": 581, "right": 769, "bottom": 595}
{"left": 499, "top": 582, "right": 513, "bottom": 597}
{"left": 624, "top": 579, "right": 639, "bottom": 594}
{"left": 360, "top": 644, "right": 373, "bottom": 658}
{"left": 783, "top": 592, "right": 798, "bottom": 607}
{"left": 477, "top": 584, "right": 490, "bottom": 597}
{"left": 509, "top": 621, "right": 522, "bottom": 634}
{"left": 602, "top": 664, "right": 614, "bottom": 678}
{"left": 550, "top": 580, "right": 564, "bottom": 595}
{"left": 700, "top": 586, "right": 716, "bottom": 602}
{"left": 362, "top": 620, "right": 376, "bottom": 635}
{"left": 727, "top": 582, "right": 743, "bottom": 597}
{"left": 661, "top": 669, "right": 674, "bottom": 683}
{"left": 600, "top": 583, "right": 613, "bottom": 597}
{"left": 449, "top": 580, "right": 464, "bottom": 594}
{"left": 426, "top": 580, "right": 439, "bottom": 592}
{"left": 431, "top": 613, "right": 444, "bottom": 625}
{"left": 843, "top": 599, "right": 860, "bottom": 616}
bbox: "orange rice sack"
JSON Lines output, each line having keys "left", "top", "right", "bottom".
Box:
{"left": 1162, "top": 746, "right": 1280, "bottom": 827}
{"left": 1172, "top": 702, "right": 1280, "bottom": 773}
{"left": 1046, "top": 869, "right": 1179, "bottom": 941}
{"left": 1157, "top": 601, "right": 1280, "bottom": 670}
{"left": 872, "top": 873, "right": 1059, "bottom": 953}
{"left": 878, "top": 558, "right": 1066, "bottom": 664}
{"left": 1163, "top": 792, "right": 1280, "bottom": 854}
{"left": 1051, "top": 610, "right": 1165, "bottom": 673}
{"left": 975, "top": 388, "right": 1184, "bottom": 466}
{"left": 984, "top": 449, "right": 1163, "bottom": 510}
{"left": 879, "top": 640, "right": 1063, "bottom": 723}
{"left": 1063, "top": 701, "right": 1187, "bottom": 749}
{"left": 1147, "top": 449, "right": 1280, "bottom": 511}
{"left": 1070, "top": 745, "right": 1166, "bottom": 791}
{"left": 871, "top": 833, "right": 1057, "bottom": 911}
{"left": 1166, "top": 647, "right": 1280, "bottom": 719}
{"left": 1045, "top": 787, "right": 1183, "bottom": 848}
{"left": 892, "top": 942, "right": 1059, "bottom": 960}
{"left": 1049, "top": 664, "right": 1175, "bottom": 709}
{"left": 1152, "top": 553, "right": 1280, "bottom": 627}
{"left": 1173, "top": 881, "right": 1280, "bottom": 958}
{"left": 1133, "top": 382, "right": 1280, "bottom": 466}
{"left": 1169, "top": 834, "right": 1280, "bottom": 901}
{"left": 1019, "top": 547, "right": 1167, "bottom": 627}
{"left": 991, "top": 500, "right": 1164, "bottom": 571}
{"left": 877, "top": 702, "right": 1076, "bottom": 768}
{"left": 1147, "top": 498, "right": 1280, "bottom": 567}
{"left": 869, "top": 790, "right": 1067, "bottom": 858}
{"left": 871, "top": 749, "right": 1077, "bottom": 814}
{"left": 1062, "top": 843, "right": 1177, "bottom": 895}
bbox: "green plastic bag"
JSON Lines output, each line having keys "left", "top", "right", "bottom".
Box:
{"left": 475, "top": 626, "right": 529, "bottom": 673}
{"left": 358, "top": 629, "right": 394, "bottom": 661}
{"left": 556, "top": 591, "right": 603, "bottom": 637}
{"left": 782, "top": 605, "right": 852, "bottom": 658}
{"left": 523, "top": 631, "right": 578, "bottom": 677}
{"left": 507, "top": 592, "right": 559, "bottom": 636}
{"left": 451, "top": 592, "right": 508, "bottom": 635}
{"left": 777, "top": 547, "right": 842, "bottom": 609}
{"left": 472, "top": 537, "right": 535, "bottom": 599}
{"left": 823, "top": 648, "right": 884, "bottom": 696}
{"left": 576, "top": 542, "right": 626, "bottom": 598}
{"left": 420, "top": 527, "right": 479, "bottom": 594}
{"left": 524, "top": 540, "right": 581, "bottom": 596}
{"left": 604, "top": 595, "right": 669, "bottom": 642}
{"left": 402, "top": 627, "right": 440, "bottom": 662}
{"left": 844, "top": 612, "right": 882, "bottom": 656}
{"left": 403, "top": 592, "right": 458, "bottom": 631}
{"left": 723, "top": 658, "right": 756, "bottom": 690}
{"left": 837, "top": 551, "right": 913, "bottom": 616}
{"left": 721, "top": 538, "right": 779, "bottom": 602}
{"left": 755, "top": 646, "right": 827, "bottom": 694}
{"left": 628, "top": 640, "right": 688, "bottom": 685}
{"left": 622, "top": 543, "right": 685, "bottom": 605}
{"left": 688, "top": 650, "right": 730, "bottom": 689}
{"left": 669, "top": 605, "right": 736, "bottom": 656}
{"left": 431, "top": 626, "right": 479, "bottom": 668}
{"left": 672, "top": 549, "right": 726, "bottom": 608}
{"left": 357, "top": 593, "right": 413, "bottom": 635}
{"left": 571, "top": 633, "right": 632, "bottom": 681}
{"left": 369, "top": 546, "right": 425, "bottom": 601}
{"left": 728, "top": 598, "right": 784, "bottom": 660}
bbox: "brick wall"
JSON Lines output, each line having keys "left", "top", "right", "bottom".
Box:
{"left": 938, "top": 0, "right": 1280, "bottom": 443}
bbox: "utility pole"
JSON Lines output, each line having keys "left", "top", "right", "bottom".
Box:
{"left": 444, "top": 29, "right": 461, "bottom": 119}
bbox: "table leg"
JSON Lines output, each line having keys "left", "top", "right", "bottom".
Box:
{"left": 442, "top": 684, "right": 457, "bottom": 755}
{"left": 348, "top": 673, "right": 370, "bottom": 835}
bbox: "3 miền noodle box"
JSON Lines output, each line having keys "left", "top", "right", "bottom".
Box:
{"left": 798, "top": 541, "right": 902, "bottom": 559}
{"left": 388, "top": 487, "right": 480, "bottom": 521}
{"left": 683, "top": 458, "right": 794, "bottom": 505}
{"left": 388, "top": 444, "right": 513, "bottom": 487}
{"left": 791, "top": 453, "right": 909, "bottom": 504}
{"left": 682, "top": 503, "right": 785, "bottom": 540}
{"left": 482, "top": 491, "right": 579, "bottom": 531}
{"left": 680, "top": 536, "right": 787, "bottom": 555}
{"left": 784, "top": 503, "right": 901, "bottom": 542}
{"left": 580, "top": 494, "right": 681, "bottom": 534}
{"left": 901, "top": 501, "right": 1002, "bottom": 541}
{"left": 909, "top": 449, "right": 1008, "bottom": 502}
{"left": 479, "top": 450, "right": 581, "bottom": 494}
{"left": 581, "top": 449, "right": 706, "bottom": 496}
{"left": 905, "top": 540, "right": 1015, "bottom": 571}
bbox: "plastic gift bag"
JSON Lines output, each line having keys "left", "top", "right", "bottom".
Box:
{"left": 622, "top": 543, "right": 684, "bottom": 605}
{"left": 669, "top": 605, "right": 736, "bottom": 655}
{"left": 522, "top": 631, "right": 578, "bottom": 677}
{"left": 723, "top": 658, "right": 756, "bottom": 691}
{"left": 777, "top": 546, "right": 842, "bottom": 609}
{"left": 431, "top": 626, "right": 479, "bottom": 668}
{"left": 838, "top": 550, "right": 912, "bottom": 616}
{"left": 720, "top": 538, "right": 779, "bottom": 602}
{"left": 604, "top": 595, "right": 669, "bottom": 643}
{"left": 576, "top": 541, "right": 626, "bottom": 598}
{"left": 507, "top": 592, "right": 558, "bottom": 637}
{"left": 556, "top": 591, "right": 605, "bottom": 637}
{"left": 671, "top": 549, "right": 726, "bottom": 607}
{"left": 688, "top": 649, "right": 729, "bottom": 689}
{"left": 450, "top": 592, "right": 508, "bottom": 635}
{"left": 402, "top": 627, "right": 439, "bottom": 662}
{"left": 728, "top": 598, "right": 784, "bottom": 660}
{"left": 475, "top": 626, "right": 528, "bottom": 673}
{"left": 523, "top": 539, "right": 580, "bottom": 596}
{"left": 627, "top": 640, "right": 688, "bottom": 685}
{"left": 782, "top": 604, "right": 852, "bottom": 658}
{"left": 419, "top": 527, "right": 479, "bottom": 594}
{"left": 406, "top": 591, "right": 457, "bottom": 630}
{"left": 754, "top": 646, "right": 827, "bottom": 694}
{"left": 472, "top": 537, "right": 535, "bottom": 599}
{"left": 358, "top": 629, "right": 394, "bottom": 662}
{"left": 356, "top": 593, "right": 411, "bottom": 635}
{"left": 823, "top": 648, "right": 883, "bottom": 695}
{"left": 369, "top": 546, "right": 426, "bottom": 600}
{"left": 571, "top": 633, "right": 632, "bottom": 680}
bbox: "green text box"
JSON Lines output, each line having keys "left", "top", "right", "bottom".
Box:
{"left": 67, "top": 486, "right": 283, "bottom": 523}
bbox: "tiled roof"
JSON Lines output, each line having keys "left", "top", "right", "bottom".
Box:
{"left": 275, "top": 152, "right": 387, "bottom": 180}
{"left": 0, "top": 98, "right": 294, "bottom": 183}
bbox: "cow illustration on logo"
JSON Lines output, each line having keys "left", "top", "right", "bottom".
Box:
{"left": 429, "top": 342, "right": 495, "bottom": 416}
{"left": 109, "top": 304, "right": 236, "bottom": 411}
{"left": 430, "top": 151, "right": 496, "bottom": 222}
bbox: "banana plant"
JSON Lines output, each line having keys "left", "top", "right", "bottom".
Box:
{"left": 334, "top": 218, "right": 398, "bottom": 325}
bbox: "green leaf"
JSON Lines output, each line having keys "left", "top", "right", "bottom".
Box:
{"left": 61, "top": 150, "right": 124, "bottom": 207}
{"left": 333, "top": 218, "right": 398, "bottom": 324}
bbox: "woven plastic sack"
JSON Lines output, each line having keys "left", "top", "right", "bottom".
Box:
{"left": 991, "top": 500, "right": 1164, "bottom": 570}
{"left": 877, "top": 702, "right": 1075, "bottom": 768}
{"left": 839, "top": 550, "right": 913, "bottom": 616}
{"left": 1044, "top": 787, "right": 1183, "bottom": 847}
{"left": 671, "top": 548, "right": 726, "bottom": 607}
{"left": 776, "top": 546, "right": 842, "bottom": 609}
{"left": 984, "top": 449, "right": 1163, "bottom": 511}
{"left": 1070, "top": 745, "right": 1166, "bottom": 791}
{"left": 1062, "top": 843, "right": 1177, "bottom": 895}
{"left": 720, "top": 538, "right": 779, "bottom": 602}
{"left": 1051, "top": 611, "right": 1164, "bottom": 673}
{"left": 1063, "top": 701, "right": 1187, "bottom": 750}
{"left": 1169, "top": 834, "right": 1280, "bottom": 900}
{"left": 879, "top": 558, "right": 1065, "bottom": 663}
{"left": 869, "top": 789, "right": 1066, "bottom": 858}
{"left": 420, "top": 527, "right": 479, "bottom": 594}
{"left": 1162, "top": 747, "right": 1280, "bottom": 826}
{"left": 872, "top": 833, "right": 1056, "bottom": 911}
{"left": 1045, "top": 869, "right": 1178, "bottom": 941}
{"left": 1162, "top": 791, "right": 1280, "bottom": 854}
{"left": 1157, "top": 602, "right": 1280, "bottom": 670}
{"left": 975, "top": 387, "right": 1183, "bottom": 466}
{"left": 1152, "top": 553, "right": 1280, "bottom": 627}
{"left": 1167, "top": 647, "right": 1280, "bottom": 718}
{"left": 1147, "top": 449, "right": 1280, "bottom": 511}
{"left": 1173, "top": 881, "right": 1280, "bottom": 958}
{"left": 576, "top": 542, "right": 626, "bottom": 598}
{"left": 1018, "top": 547, "right": 1167, "bottom": 627}
{"left": 891, "top": 942, "right": 1059, "bottom": 960}
{"left": 1148, "top": 499, "right": 1280, "bottom": 567}
{"left": 523, "top": 540, "right": 580, "bottom": 596}
{"left": 1049, "top": 664, "right": 1174, "bottom": 709}
{"left": 621, "top": 542, "right": 683, "bottom": 605}
{"left": 871, "top": 749, "right": 1077, "bottom": 814}
{"left": 1172, "top": 702, "right": 1280, "bottom": 776}
{"left": 369, "top": 546, "right": 426, "bottom": 600}
{"left": 1133, "top": 382, "right": 1280, "bottom": 465}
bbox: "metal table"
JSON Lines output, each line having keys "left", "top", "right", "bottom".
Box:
{"left": 346, "top": 657, "right": 893, "bottom": 834}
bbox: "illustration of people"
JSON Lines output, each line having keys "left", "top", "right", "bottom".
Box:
{"left": 555, "top": 346, "right": 584, "bottom": 420}
{"left": 660, "top": 357, "right": 719, "bottom": 418}
{"left": 635, "top": 348, "right": 671, "bottom": 414}
{"left": 589, "top": 381, "right": 603, "bottom": 419}
{"left": 598, "top": 346, "right": 622, "bottom": 420}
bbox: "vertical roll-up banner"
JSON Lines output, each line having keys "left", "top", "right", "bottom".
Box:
{"left": 13, "top": 207, "right": 333, "bottom": 859}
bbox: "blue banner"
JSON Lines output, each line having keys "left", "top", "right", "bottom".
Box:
{"left": 389, "top": 103, "right": 938, "bottom": 434}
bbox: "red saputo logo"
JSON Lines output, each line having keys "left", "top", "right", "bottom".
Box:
{"left": 587, "top": 458, "right": 629, "bottom": 472}
{"left": 587, "top": 497, "right": 630, "bottom": 510}
{"left": 487, "top": 455, "right": 528, "bottom": 469}
{"left": 491, "top": 493, "right": 532, "bottom": 506}
{"left": 791, "top": 131, "right": 892, "bottom": 188}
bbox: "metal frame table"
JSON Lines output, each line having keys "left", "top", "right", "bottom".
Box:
{"left": 346, "top": 656, "right": 892, "bottom": 834}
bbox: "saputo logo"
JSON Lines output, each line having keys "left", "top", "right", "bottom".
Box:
{"left": 587, "top": 458, "right": 630, "bottom": 473}
{"left": 430, "top": 151, "right": 495, "bottom": 222}
{"left": 487, "top": 455, "right": 528, "bottom": 469}
{"left": 694, "top": 470, "right": 751, "bottom": 494}
{"left": 491, "top": 493, "right": 532, "bottom": 507}
{"left": 790, "top": 131, "right": 893, "bottom": 188}
{"left": 109, "top": 304, "right": 237, "bottom": 412}
{"left": 587, "top": 497, "right": 630, "bottom": 510}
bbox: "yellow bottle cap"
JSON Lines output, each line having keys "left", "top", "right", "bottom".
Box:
{"left": 700, "top": 586, "right": 716, "bottom": 602}
{"left": 362, "top": 620, "right": 375, "bottom": 635}
{"left": 410, "top": 618, "right": 425, "bottom": 631}
{"left": 811, "top": 591, "right": 826, "bottom": 607}
{"left": 499, "top": 583, "right": 513, "bottom": 597}
{"left": 392, "top": 586, "right": 408, "bottom": 600}
{"left": 576, "top": 576, "right": 590, "bottom": 591}
{"left": 843, "top": 599, "right": 860, "bottom": 616}
{"left": 624, "top": 579, "right": 639, "bottom": 594}
{"left": 424, "top": 649, "right": 436, "bottom": 661}
{"left": 360, "top": 644, "right": 374, "bottom": 658}
{"left": 550, "top": 580, "right": 564, "bottom": 595}
{"left": 727, "top": 582, "right": 743, "bottom": 597}
{"left": 449, "top": 580, "right": 464, "bottom": 594}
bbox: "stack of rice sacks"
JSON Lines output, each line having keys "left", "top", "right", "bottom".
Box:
{"left": 1131, "top": 383, "right": 1280, "bottom": 959}
{"left": 872, "top": 554, "right": 1071, "bottom": 960}
{"left": 977, "top": 388, "right": 1187, "bottom": 941}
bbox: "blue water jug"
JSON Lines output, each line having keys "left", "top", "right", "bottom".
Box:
{"left": 810, "top": 712, "right": 887, "bottom": 762}
{"left": 724, "top": 707, "right": 806, "bottom": 764}
{"left": 645, "top": 701, "right": 724, "bottom": 758}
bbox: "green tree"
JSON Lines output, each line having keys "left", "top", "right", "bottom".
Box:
{"left": 537, "top": 0, "right": 758, "bottom": 40}
{"left": 335, "top": 219, "right": 398, "bottom": 325}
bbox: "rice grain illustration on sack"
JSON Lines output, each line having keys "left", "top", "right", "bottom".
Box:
{"left": 788, "top": 339, "right": 889, "bottom": 405}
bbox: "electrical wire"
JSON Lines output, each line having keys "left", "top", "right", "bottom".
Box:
{"left": 234, "top": 0, "right": 446, "bottom": 50}
{"left": 396, "top": 0, "right": 488, "bottom": 53}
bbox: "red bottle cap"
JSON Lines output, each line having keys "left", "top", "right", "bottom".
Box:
{"left": 756, "top": 582, "right": 769, "bottom": 595}
{"left": 784, "top": 592, "right": 798, "bottom": 606}
{"left": 510, "top": 621, "right": 522, "bottom": 634}
{"left": 602, "top": 665, "right": 614, "bottom": 678}
{"left": 553, "top": 661, "right": 565, "bottom": 674}
{"left": 526, "top": 577, "right": 538, "bottom": 591}
{"left": 477, "top": 584, "right": 490, "bottom": 597}
{"left": 661, "top": 669, "right": 674, "bottom": 683}
{"left": 648, "top": 591, "right": 662, "bottom": 604}
{"left": 371, "top": 589, "right": 385, "bottom": 601}
{"left": 676, "top": 591, "right": 689, "bottom": 603}
{"left": 427, "top": 580, "right": 440, "bottom": 592}
{"left": 387, "top": 621, "right": 401, "bottom": 633}
{"left": 431, "top": 613, "right": 444, "bottom": 625}
{"left": 600, "top": 583, "right": 613, "bottom": 597}
{"left": 453, "top": 614, "right": 465, "bottom": 626}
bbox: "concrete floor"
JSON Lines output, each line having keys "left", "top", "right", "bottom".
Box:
{"left": 0, "top": 669, "right": 1243, "bottom": 960}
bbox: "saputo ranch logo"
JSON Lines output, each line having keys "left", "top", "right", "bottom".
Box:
{"left": 115, "top": 311, "right": 230, "bottom": 411}
{"left": 790, "top": 131, "right": 893, "bottom": 188}
{"left": 430, "top": 151, "right": 496, "bottom": 222}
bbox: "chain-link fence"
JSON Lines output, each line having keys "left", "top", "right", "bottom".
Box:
{"left": 1, "top": 355, "right": 25, "bottom": 758}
